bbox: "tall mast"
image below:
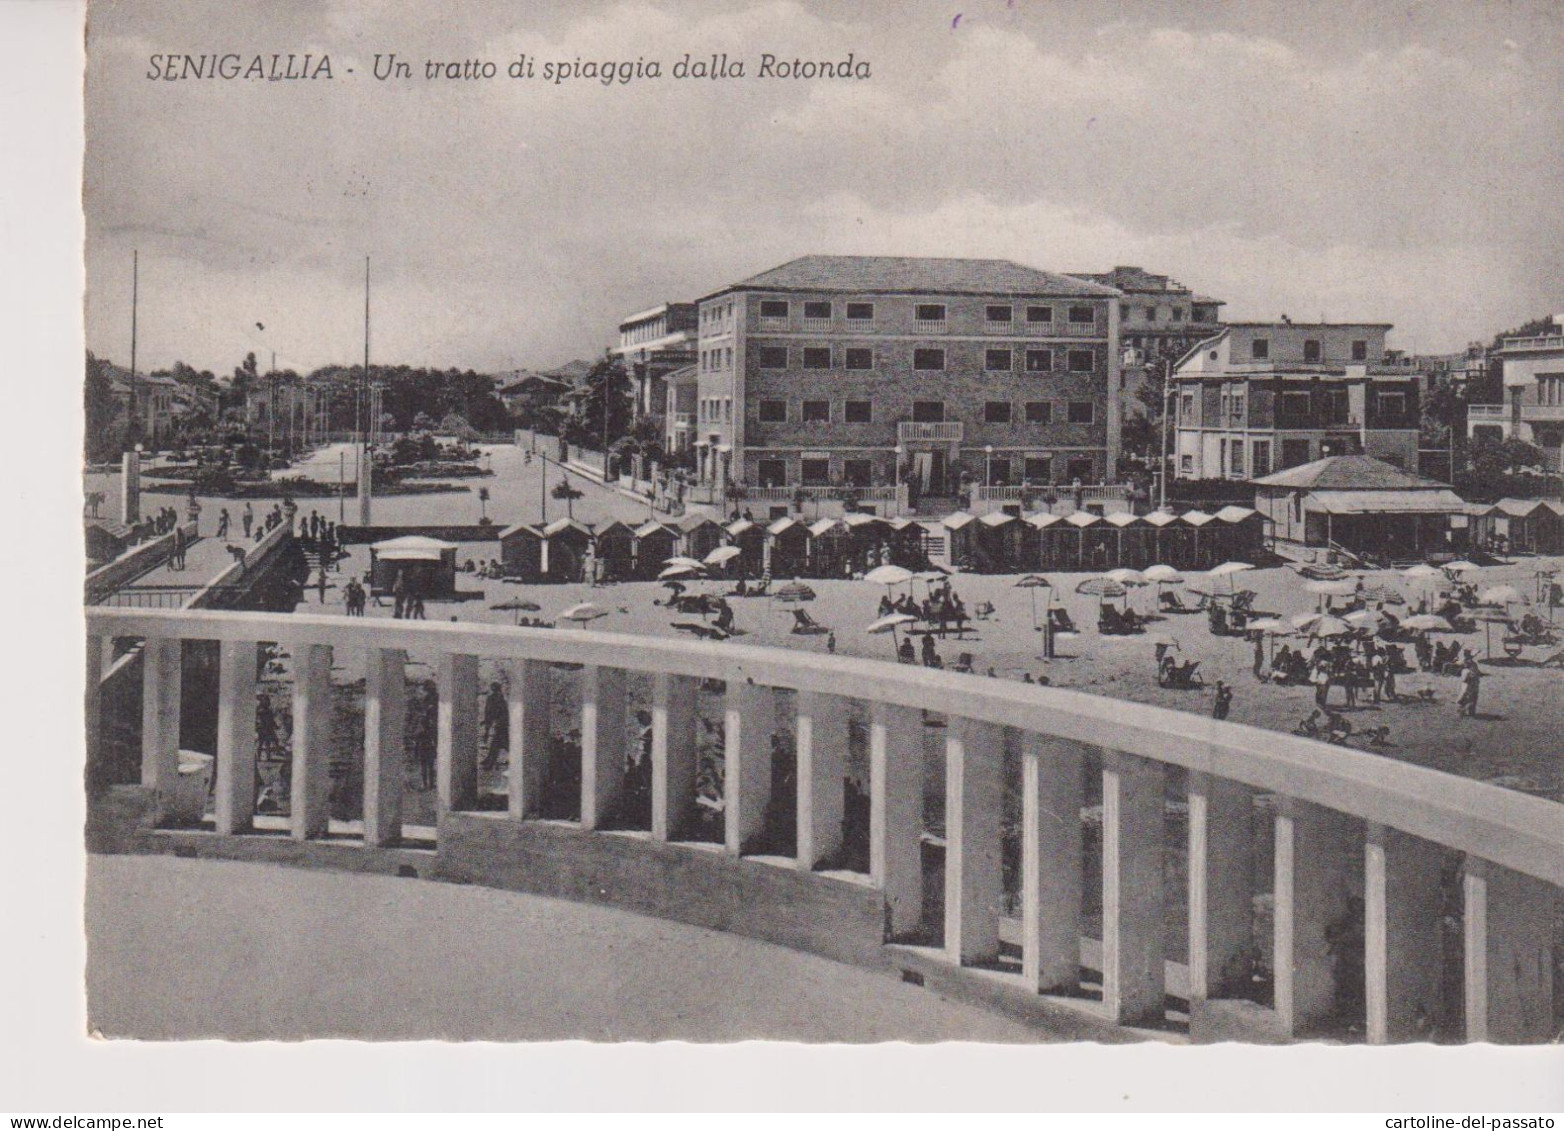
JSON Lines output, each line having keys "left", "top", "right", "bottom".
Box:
{"left": 129, "top": 249, "right": 139, "bottom": 446}
{"left": 357, "top": 256, "right": 373, "bottom": 523}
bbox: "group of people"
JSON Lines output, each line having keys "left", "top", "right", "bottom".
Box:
{"left": 897, "top": 631, "right": 945, "bottom": 668}
{"left": 464, "top": 558, "right": 505, "bottom": 579}
{"left": 878, "top": 581, "right": 969, "bottom": 637}
{"left": 339, "top": 575, "right": 368, "bottom": 615}
{"left": 390, "top": 572, "right": 427, "bottom": 620}
{"left": 1267, "top": 638, "right": 1404, "bottom": 708}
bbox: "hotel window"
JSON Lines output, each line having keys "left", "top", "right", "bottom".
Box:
{"left": 1024, "top": 401, "right": 1052, "bottom": 424}
{"left": 1066, "top": 455, "right": 1094, "bottom": 482}
{"left": 1251, "top": 338, "right": 1270, "bottom": 359}
{"left": 1067, "top": 401, "right": 1095, "bottom": 424}
{"left": 844, "top": 347, "right": 874, "bottom": 370}
{"left": 802, "top": 399, "right": 830, "bottom": 423}
{"left": 1304, "top": 339, "right": 1322, "bottom": 362}
{"left": 757, "top": 459, "right": 787, "bottom": 487}
{"left": 1281, "top": 391, "right": 1311, "bottom": 418}
{"left": 985, "top": 348, "right": 1012, "bottom": 372}
{"left": 1252, "top": 440, "right": 1272, "bottom": 477}
{"left": 1026, "top": 305, "right": 1053, "bottom": 323}
{"left": 1351, "top": 340, "right": 1368, "bottom": 361}
{"left": 913, "top": 348, "right": 945, "bottom": 370}
{"left": 1377, "top": 392, "right": 1406, "bottom": 416}
{"left": 843, "top": 459, "right": 873, "bottom": 487}
{"left": 1180, "top": 393, "right": 1195, "bottom": 419}
{"left": 988, "top": 458, "right": 1012, "bottom": 485}
{"left": 915, "top": 303, "right": 946, "bottom": 322}
{"left": 1068, "top": 305, "right": 1095, "bottom": 324}
{"left": 1181, "top": 454, "right": 1194, "bottom": 473}
{"left": 800, "top": 458, "right": 830, "bottom": 486}
{"left": 802, "top": 347, "right": 832, "bottom": 369}
{"left": 759, "top": 299, "right": 789, "bottom": 318}
{"left": 1068, "top": 349, "right": 1095, "bottom": 373}
{"left": 1229, "top": 443, "right": 1245, "bottom": 477}
{"left": 845, "top": 399, "right": 873, "bottom": 423}
{"left": 723, "top": 399, "right": 732, "bottom": 423}
{"left": 758, "top": 399, "right": 786, "bottom": 423}
{"left": 1024, "top": 456, "right": 1052, "bottom": 482}
{"left": 1025, "top": 348, "right": 1053, "bottom": 373}
{"left": 845, "top": 302, "right": 875, "bottom": 321}
{"left": 1145, "top": 306, "right": 1158, "bottom": 322}
{"left": 1172, "top": 307, "right": 1184, "bottom": 321}
{"left": 986, "top": 304, "right": 1013, "bottom": 323}
{"left": 803, "top": 300, "right": 832, "bottom": 319}
{"left": 757, "top": 346, "right": 788, "bottom": 368}
{"left": 912, "top": 400, "right": 945, "bottom": 423}
{"left": 984, "top": 401, "right": 1013, "bottom": 424}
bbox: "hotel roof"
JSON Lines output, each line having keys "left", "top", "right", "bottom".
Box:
{"left": 700, "top": 255, "right": 1121, "bottom": 302}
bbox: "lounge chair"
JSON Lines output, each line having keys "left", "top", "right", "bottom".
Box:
{"left": 1048, "top": 608, "right": 1077, "bottom": 633}
{"left": 673, "top": 621, "right": 729, "bottom": 641}
{"left": 1159, "top": 590, "right": 1189, "bottom": 612}
{"left": 791, "top": 609, "right": 830, "bottom": 635}
{"left": 952, "top": 652, "right": 975, "bottom": 674}
{"left": 1157, "top": 659, "right": 1203, "bottom": 689}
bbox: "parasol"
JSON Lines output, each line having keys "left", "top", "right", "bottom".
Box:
{"left": 1014, "top": 573, "right": 1052, "bottom": 629}
{"left": 1306, "top": 615, "right": 1353, "bottom": 638}
{"left": 1479, "top": 584, "right": 1527, "bottom": 607}
{"left": 864, "top": 564, "right": 914, "bottom": 587}
{"left": 658, "top": 563, "right": 704, "bottom": 580}
{"left": 1443, "top": 560, "right": 1480, "bottom": 574}
{"left": 558, "top": 602, "right": 609, "bottom": 626}
{"left": 490, "top": 597, "right": 543, "bottom": 624}
{"left": 1401, "top": 613, "right": 1454, "bottom": 633}
{"left": 1144, "top": 564, "right": 1183, "bottom": 583}
{"left": 703, "top": 545, "right": 741, "bottom": 567}
{"left": 773, "top": 581, "right": 817, "bottom": 603}
{"left": 663, "top": 556, "right": 707, "bottom": 570}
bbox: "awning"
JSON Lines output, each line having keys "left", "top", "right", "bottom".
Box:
{"left": 371, "top": 535, "right": 457, "bottom": 561}
{"left": 1304, "top": 489, "right": 1468, "bottom": 515}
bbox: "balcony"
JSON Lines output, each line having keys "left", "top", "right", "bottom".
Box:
{"left": 1467, "top": 404, "right": 1508, "bottom": 420}
{"left": 672, "top": 413, "right": 696, "bottom": 430}
{"left": 744, "top": 484, "right": 903, "bottom": 503}
{"left": 984, "top": 321, "right": 1017, "bottom": 335}
{"left": 801, "top": 318, "right": 833, "bottom": 333}
{"left": 1501, "top": 334, "right": 1564, "bottom": 354}
{"left": 912, "top": 319, "right": 948, "bottom": 335}
{"left": 1521, "top": 404, "right": 1564, "bottom": 423}
{"left": 898, "top": 421, "right": 964, "bottom": 443}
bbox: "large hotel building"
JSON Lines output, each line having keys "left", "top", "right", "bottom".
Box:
{"left": 683, "top": 255, "right": 1123, "bottom": 505}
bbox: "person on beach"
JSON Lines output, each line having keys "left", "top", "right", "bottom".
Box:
{"left": 480, "top": 681, "right": 509, "bottom": 771}
{"left": 1457, "top": 656, "right": 1482, "bottom": 718}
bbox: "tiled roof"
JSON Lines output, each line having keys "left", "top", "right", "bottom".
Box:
{"left": 1252, "top": 455, "right": 1448, "bottom": 491}
{"left": 714, "top": 255, "right": 1120, "bottom": 299}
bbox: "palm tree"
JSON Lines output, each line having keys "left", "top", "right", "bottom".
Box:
{"left": 478, "top": 485, "right": 490, "bottom": 522}
{"left": 551, "top": 478, "right": 582, "bottom": 519}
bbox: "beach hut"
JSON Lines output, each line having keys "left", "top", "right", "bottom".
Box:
{"left": 1214, "top": 505, "right": 1265, "bottom": 562}
{"left": 369, "top": 535, "right": 459, "bottom": 597}
{"left": 1064, "top": 510, "right": 1104, "bottom": 570}
{"left": 499, "top": 522, "right": 545, "bottom": 581}
{"left": 725, "top": 517, "right": 767, "bottom": 577}
{"left": 1026, "top": 511, "right": 1065, "bottom": 570}
{"left": 975, "top": 511, "right": 1022, "bottom": 573}
{"left": 767, "top": 515, "right": 810, "bottom": 578}
{"left": 632, "top": 520, "right": 680, "bottom": 580}
{"left": 807, "top": 517, "right": 851, "bottom": 577}
{"left": 541, "top": 517, "right": 593, "bottom": 583}
{"left": 1141, "top": 510, "right": 1178, "bottom": 569}
{"left": 1180, "top": 510, "right": 1219, "bottom": 571}
{"left": 942, "top": 511, "right": 978, "bottom": 568}
{"left": 679, "top": 512, "right": 725, "bottom": 562}
{"left": 842, "top": 511, "right": 892, "bottom": 572}
{"left": 885, "top": 517, "right": 930, "bottom": 569}
{"left": 1103, "top": 511, "right": 1146, "bottom": 569}
{"left": 593, "top": 520, "right": 636, "bottom": 583}
{"left": 1487, "top": 498, "right": 1564, "bottom": 554}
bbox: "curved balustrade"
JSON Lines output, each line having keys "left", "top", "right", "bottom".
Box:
{"left": 85, "top": 607, "right": 1562, "bottom": 1043}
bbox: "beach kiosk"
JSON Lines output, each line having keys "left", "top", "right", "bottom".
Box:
{"left": 593, "top": 520, "right": 636, "bottom": 583}
{"left": 541, "top": 518, "right": 593, "bottom": 583}
{"left": 499, "top": 522, "right": 545, "bottom": 581}
{"left": 767, "top": 516, "right": 810, "bottom": 578}
{"left": 975, "top": 511, "right": 1022, "bottom": 573}
{"left": 725, "top": 517, "right": 767, "bottom": 578}
{"left": 885, "top": 517, "right": 929, "bottom": 569}
{"left": 942, "top": 511, "right": 978, "bottom": 568}
{"left": 1213, "top": 505, "right": 1265, "bottom": 562}
{"left": 807, "top": 517, "right": 850, "bottom": 577}
{"left": 369, "top": 535, "right": 459, "bottom": 598}
{"left": 1141, "top": 509, "right": 1178, "bottom": 568}
{"left": 632, "top": 520, "right": 680, "bottom": 580}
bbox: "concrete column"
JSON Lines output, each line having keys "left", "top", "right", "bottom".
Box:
{"left": 1101, "top": 750, "right": 1166, "bottom": 1026}
{"left": 651, "top": 672, "right": 699, "bottom": 840}
{"left": 214, "top": 639, "right": 257, "bottom": 835}
{"left": 140, "top": 636, "right": 182, "bottom": 795}
{"left": 436, "top": 652, "right": 479, "bottom": 814}
{"left": 1364, "top": 823, "right": 1444, "bottom": 1043}
{"left": 362, "top": 647, "right": 406, "bottom": 847}
{"left": 580, "top": 665, "right": 628, "bottom": 831}
{"left": 1273, "top": 798, "right": 1360, "bottom": 1036}
{"left": 85, "top": 632, "right": 106, "bottom": 773}
{"left": 120, "top": 449, "right": 141, "bottom": 524}
{"left": 1021, "top": 734, "right": 1084, "bottom": 993}
{"left": 1187, "top": 773, "right": 1255, "bottom": 1002}
{"left": 1464, "top": 859, "right": 1557, "bottom": 1044}
{"left": 869, "top": 700, "right": 923, "bottom": 938}
{"left": 506, "top": 659, "right": 552, "bottom": 820}
{"left": 723, "top": 682, "right": 771, "bottom": 855}
{"left": 944, "top": 717, "right": 1004, "bottom": 965}
{"left": 795, "top": 689, "right": 848, "bottom": 870}
{"left": 289, "top": 642, "right": 333, "bottom": 840}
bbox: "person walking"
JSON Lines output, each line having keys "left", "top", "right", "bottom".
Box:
{"left": 255, "top": 692, "right": 282, "bottom": 763}
{"left": 1457, "top": 656, "right": 1482, "bottom": 718}
{"left": 480, "top": 681, "right": 509, "bottom": 771}
{"left": 392, "top": 570, "right": 406, "bottom": 619}
{"left": 242, "top": 502, "right": 254, "bottom": 538}
{"left": 316, "top": 565, "right": 328, "bottom": 605}
{"left": 217, "top": 507, "right": 229, "bottom": 539}
{"left": 411, "top": 682, "right": 437, "bottom": 790}
{"left": 1211, "top": 680, "right": 1233, "bottom": 720}
{"left": 1312, "top": 655, "right": 1331, "bottom": 707}
{"left": 1252, "top": 633, "right": 1266, "bottom": 680}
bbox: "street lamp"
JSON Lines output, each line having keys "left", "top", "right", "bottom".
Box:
{"left": 984, "top": 444, "right": 994, "bottom": 488}
{"left": 1159, "top": 356, "right": 1173, "bottom": 511}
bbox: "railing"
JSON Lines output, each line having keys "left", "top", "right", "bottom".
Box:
{"left": 1520, "top": 404, "right": 1564, "bottom": 422}
{"left": 912, "top": 319, "right": 948, "bottom": 334}
{"left": 1501, "top": 334, "right": 1564, "bottom": 353}
{"left": 86, "top": 607, "right": 1563, "bottom": 1044}
{"left": 898, "top": 421, "right": 964, "bottom": 443}
{"left": 672, "top": 413, "right": 696, "bottom": 429}
{"left": 1467, "top": 405, "right": 1507, "bottom": 420}
{"left": 741, "top": 485, "right": 903, "bottom": 503}
{"left": 971, "top": 484, "right": 1130, "bottom": 503}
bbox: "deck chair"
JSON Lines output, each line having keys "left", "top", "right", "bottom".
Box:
{"left": 973, "top": 601, "right": 996, "bottom": 620}
{"left": 1048, "top": 607, "right": 1077, "bottom": 633}
{"left": 1159, "top": 589, "right": 1188, "bottom": 612}
{"left": 673, "top": 621, "right": 729, "bottom": 641}
{"left": 1231, "top": 591, "right": 1257, "bottom": 615}
{"left": 951, "top": 652, "right": 975, "bottom": 673}
{"left": 791, "top": 608, "right": 830, "bottom": 635}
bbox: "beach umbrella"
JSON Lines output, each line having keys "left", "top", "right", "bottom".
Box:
{"left": 1345, "top": 608, "right": 1388, "bottom": 631}
{"left": 1291, "top": 611, "right": 1327, "bottom": 631}
{"left": 1358, "top": 583, "right": 1406, "bottom": 606}
{"left": 703, "top": 545, "right": 741, "bottom": 567}
{"left": 1479, "top": 584, "right": 1528, "bottom": 608}
{"left": 1209, "top": 561, "right": 1255, "bottom": 595}
{"left": 658, "top": 563, "right": 703, "bottom": 580}
{"left": 1144, "top": 563, "right": 1183, "bottom": 583}
{"left": 1444, "top": 560, "right": 1480, "bottom": 574}
{"left": 1075, "top": 577, "right": 1127, "bottom": 598}
{"left": 663, "top": 555, "right": 707, "bottom": 571}
{"left": 1402, "top": 564, "right": 1441, "bottom": 580}
{"left": 559, "top": 602, "right": 609, "bottom": 626}
{"left": 1304, "top": 578, "right": 1358, "bottom": 596}
{"left": 866, "top": 611, "right": 917, "bottom": 653}
{"left": 1105, "top": 567, "right": 1149, "bottom": 586}
{"left": 490, "top": 597, "right": 542, "bottom": 625}
{"left": 1306, "top": 615, "right": 1353, "bottom": 638}
{"left": 1470, "top": 605, "right": 1512, "bottom": 657}
{"left": 1401, "top": 614, "right": 1454, "bottom": 633}
{"left": 1014, "top": 573, "right": 1052, "bottom": 629}
{"left": 774, "top": 581, "right": 816, "bottom": 603}
{"left": 864, "top": 564, "right": 914, "bottom": 588}
{"left": 1247, "top": 617, "right": 1293, "bottom": 635}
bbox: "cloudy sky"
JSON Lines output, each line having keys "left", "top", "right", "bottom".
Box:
{"left": 84, "top": 0, "right": 1563, "bottom": 376}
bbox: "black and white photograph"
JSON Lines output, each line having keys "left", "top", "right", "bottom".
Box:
{"left": 13, "top": 0, "right": 1564, "bottom": 1112}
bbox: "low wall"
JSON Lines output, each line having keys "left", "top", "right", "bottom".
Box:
{"left": 186, "top": 521, "right": 294, "bottom": 609}
{"left": 85, "top": 522, "right": 198, "bottom": 601}
{"left": 435, "top": 813, "right": 891, "bottom": 969}
{"left": 338, "top": 524, "right": 505, "bottom": 545}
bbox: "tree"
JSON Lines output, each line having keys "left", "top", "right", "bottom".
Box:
{"left": 563, "top": 356, "right": 632, "bottom": 451}
{"left": 477, "top": 485, "right": 491, "bottom": 523}
{"left": 550, "top": 478, "right": 583, "bottom": 519}
{"left": 83, "top": 351, "right": 124, "bottom": 462}
{"left": 439, "top": 411, "right": 478, "bottom": 440}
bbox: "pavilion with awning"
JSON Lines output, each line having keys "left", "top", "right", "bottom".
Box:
{"left": 1252, "top": 455, "right": 1468, "bottom": 559}
{"left": 369, "top": 535, "right": 459, "bottom": 597}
